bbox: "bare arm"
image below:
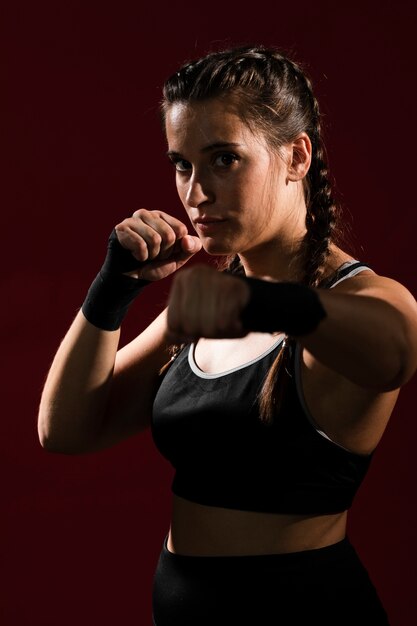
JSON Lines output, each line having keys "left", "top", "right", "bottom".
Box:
{"left": 166, "top": 266, "right": 417, "bottom": 392}
{"left": 38, "top": 209, "right": 201, "bottom": 454}
{"left": 38, "top": 308, "right": 170, "bottom": 454}
{"left": 38, "top": 311, "right": 120, "bottom": 453}
{"left": 302, "top": 273, "right": 417, "bottom": 391}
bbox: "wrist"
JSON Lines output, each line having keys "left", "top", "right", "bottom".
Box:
{"left": 81, "top": 271, "right": 149, "bottom": 331}
{"left": 239, "top": 277, "right": 327, "bottom": 336}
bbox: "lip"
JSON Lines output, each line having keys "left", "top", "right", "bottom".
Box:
{"left": 194, "top": 216, "right": 227, "bottom": 224}
{"left": 194, "top": 217, "right": 228, "bottom": 233}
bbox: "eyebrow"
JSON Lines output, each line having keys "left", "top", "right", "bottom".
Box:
{"left": 166, "top": 142, "right": 243, "bottom": 159}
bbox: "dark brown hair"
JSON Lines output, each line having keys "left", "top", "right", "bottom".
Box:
{"left": 160, "top": 44, "right": 344, "bottom": 424}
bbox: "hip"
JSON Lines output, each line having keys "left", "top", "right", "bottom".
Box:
{"left": 152, "top": 533, "right": 390, "bottom": 625}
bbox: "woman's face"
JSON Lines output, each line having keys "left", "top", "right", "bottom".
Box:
{"left": 165, "top": 98, "right": 300, "bottom": 257}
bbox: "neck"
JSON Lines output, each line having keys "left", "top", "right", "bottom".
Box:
{"left": 238, "top": 236, "right": 306, "bottom": 282}
{"left": 238, "top": 182, "right": 310, "bottom": 281}
{"left": 239, "top": 204, "right": 308, "bottom": 282}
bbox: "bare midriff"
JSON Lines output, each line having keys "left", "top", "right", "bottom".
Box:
{"left": 167, "top": 494, "right": 348, "bottom": 556}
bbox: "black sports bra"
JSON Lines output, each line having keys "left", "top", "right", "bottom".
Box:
{"left": 151, "top": 261, "right": 374, "bottom": 514}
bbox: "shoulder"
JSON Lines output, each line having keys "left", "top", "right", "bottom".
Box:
{"left": 330, "top": 268, "right": 417, "bottom": 311}
{"left": 320, "top": 269, "right": 417, "bottom": 383}
{"left": 324, "top": 246, "right": 416, "bottom": 305}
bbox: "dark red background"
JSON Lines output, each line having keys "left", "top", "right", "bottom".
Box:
{"left": 1, "top": 2, "right": 416, "bottom": 624}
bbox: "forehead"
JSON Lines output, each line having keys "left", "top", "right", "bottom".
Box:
{"left": 165, "top": 99, "right": 256, "bottom": 150}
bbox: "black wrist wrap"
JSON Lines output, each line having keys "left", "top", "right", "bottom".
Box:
{"left": 81, "top": 229, "right": 150, "bottom": 331}
{"left": 82, "top": 273, "right": 149, "bottom": 331}
{"left": 239, "top": 277, "right": 327, "bottom": 336}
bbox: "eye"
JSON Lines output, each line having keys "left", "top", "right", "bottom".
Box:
{"left": 213, "top": 152, "right": 239, "bottom": 168}
{"left": 170, "top": 157, "right": 191, "bottom": 172}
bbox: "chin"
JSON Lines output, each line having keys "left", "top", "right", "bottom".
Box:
{"left": 201, "top": 238, "right": 237, "bottom": 256}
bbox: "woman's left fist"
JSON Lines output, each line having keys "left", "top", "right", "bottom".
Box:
{"left": 166, "top": 265, "right": 251, "bottom": 343}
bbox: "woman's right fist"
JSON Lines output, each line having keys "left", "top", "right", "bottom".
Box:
{"left": 114, "top": 209, "right": 202, "bottom": 281}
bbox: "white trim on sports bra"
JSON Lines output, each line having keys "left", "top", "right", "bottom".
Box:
{"left": 188, "top": 334, "right": 285, "bottom": 379}
{"left": 329, "top": 261, "right": 374, "bottom": 287}
{"left": 189, "top": 260, "right": 373, "bottom": 381}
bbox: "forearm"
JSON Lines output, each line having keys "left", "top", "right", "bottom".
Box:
{"left": 38, "top": 310, "right": 120, "bottom": 453}
{"left": 300, "top": 290, "right": 416, "bottom": 391}
{"left": 38, "top": 228, "right": 147, "bottom": 453}
{"left": 238, "top": 273, "right": 417, "bottom": 391}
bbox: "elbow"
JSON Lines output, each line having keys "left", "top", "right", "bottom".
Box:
{"left": 37, "top": 412, "right": 55, "bottom": 452}
{"left": 384, "top": 301, "right": 417, "bottom": 390}
{"left": 38, "top": 436, "right": 86, "bottom": 456}
{"left": 37, "top": 401, "right": 63, "bottom": 453}
{"left": 37, "top": 397, "right": 99, "bottom": 455}
{"left": 380, "top": 366, "right": 411, "bottom": 393}
{"left": 392, "top": 349, "right": 417, "bottom": 390}
{"left": 38, "top": 426, "right": 50, "bottom": 451}
{"left": 37, "top": 409, "right": 62, "bottom": 453}
{"left": 38, "top": 430, "right": 60, "bottom": 454}
{"left": 37, "top": 418, "right": 85, "bottom": 456}
{"left": 38, "top": 429, "right": 78, "bottom": 455}
{"left": 377, "top": 331, "right": 417, "bottom": 392}
{"left": 393, "top": 321, "right": 417, "bottom": 388}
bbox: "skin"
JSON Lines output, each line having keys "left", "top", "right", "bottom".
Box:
{"left": 38, "top": 97, "right": 417, "bottom": 557}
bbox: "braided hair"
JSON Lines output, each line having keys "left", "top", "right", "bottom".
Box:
{"left": 160, "top": 44, "right": 342, "bottom": 424}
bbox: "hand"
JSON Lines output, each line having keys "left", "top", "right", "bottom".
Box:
{"left": 115, "top": 209, "right": 202, "bottom": 281}
{"left": 166, "top": 265, "right": 251, "bottom": 343}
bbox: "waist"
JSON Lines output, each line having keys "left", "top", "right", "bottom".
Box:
{"left": 168, "top": 494, "right": 348, "bottom": 557}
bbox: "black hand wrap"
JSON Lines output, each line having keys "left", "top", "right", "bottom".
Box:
{"left": 239, "top": 277, "right": 327, "bottom": 336}
{"left": 81, "top": 229, "right": 150, "bottom": 331}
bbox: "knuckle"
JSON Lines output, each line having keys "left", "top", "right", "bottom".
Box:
{"left": 114, "top": 221, "right": 129, "bottom": 234}
{"left": 177, "top": 222, "right": 188, "bottom": 236}
{"left": 132, "top": 208, "right": 149, "bottom": 219}
{"left": 135, "top": 239, "right": 148, "bottom": 259}
{"left": 149, "top": 232, "right": 162, "bottom": 247}
{"left": 147, "top": 235, "right": 162, "bottom": 258}
{"left": 164, "top": 229, "right": 176, "bottom": 246}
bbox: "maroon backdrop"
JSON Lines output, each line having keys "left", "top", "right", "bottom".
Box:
{"left": 1, "top": 2, "right": 416, "bottom": 624}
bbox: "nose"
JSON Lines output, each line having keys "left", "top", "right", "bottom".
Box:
{"left": 184, "top": 170, "right": 214, "bottom": 208}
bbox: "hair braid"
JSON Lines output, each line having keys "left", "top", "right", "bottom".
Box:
{"left": 258, "top": 55, "right": 339, "bottom": 424}
{"left": 275, "top": 55, "right": 338, "bottom": 287}
{"left": 301, "top": 92, "right": 338, "bottom": 287}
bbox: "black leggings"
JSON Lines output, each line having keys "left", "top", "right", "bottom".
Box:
{"left": 152, "top": 534, "right": 390, "bottom": 625}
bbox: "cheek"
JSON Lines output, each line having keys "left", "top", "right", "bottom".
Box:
{"left": 237, "top": 179, "right": 268, "bottom": 218}
{"left": 175, "top": 180, "right": 189, "bottom": 209}
{"left": 237, "top": 167, "right": 266, "bottom": 199}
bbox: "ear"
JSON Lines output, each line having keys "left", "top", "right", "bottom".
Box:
{"left": 287, "top": 132, "right": 312, "bottom": 181}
